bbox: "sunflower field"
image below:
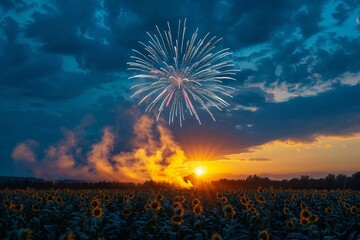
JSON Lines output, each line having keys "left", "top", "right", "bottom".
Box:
{"left": 0, "top": 188, "right": 359, "bottom": 240}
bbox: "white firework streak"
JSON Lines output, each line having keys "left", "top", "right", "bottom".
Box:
{"left": 127, "top": 19, "right": 238, "bottom": 126}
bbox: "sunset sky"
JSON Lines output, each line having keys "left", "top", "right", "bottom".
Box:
{"left": 1, "top": 0, "right": 360, "bottom": 182}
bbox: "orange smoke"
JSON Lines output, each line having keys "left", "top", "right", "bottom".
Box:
{"left": 12, "top": 115, "right": 193, "bottom": 188}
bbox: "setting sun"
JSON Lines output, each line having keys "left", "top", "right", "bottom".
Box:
{"left": 194, "top": 167, "right": 205, "bottom": 176}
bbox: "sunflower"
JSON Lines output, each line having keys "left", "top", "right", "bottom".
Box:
{"left": 92, "top": 207, "right": 104, "bottom": 219}
{"left": 12, "top": 203, "right": 24, "bottom": 212}
{"left": 310, "top": 214, "right": 319, "bottom": 223}
{"left": 37, "top": 197, "right": 43, "bottom": 204}
{"left": 249, "top": 206, "right": 257, "bottom": 214}
{"left": 221, "top": 197, "right": 228, "bottom": 204}
{"left": 324, "top": 207, "right": 332, "bottom": 214}
{"left": 350, "top": 206, "right": 358, "bottom": 214}
{"left": 46, "top": 195, "right": 53, "bottom": 202}
{"left": 150, "top": 200, "right": 161, "bottom": 211}
{"left": 300, "top": 209, "right": 311, "bottom": 220}
{"left": 171, "top": 215, "right": 184, "bottom": 225}
{"left": 223, "top": 204, "right": 236, "bottom": 219}
{"left": 193, "top": 205, "right": 203, "bottom": 215}
{"left": 192, "top": 198, "right": 200, "bottom": 206}
{"left": 210, "top": 232, "right": 222, "bottom": 240}
{"left": 172, "top": 202, "right": 182, "bottom": 209}
{"left": 65, "top": 231, "right": 75, "bottom": 240}
{"left": 240, "top": 197, "right": 248, "bottom": 205}
{"left": 300, "top": 202, "right": 307, "bottom": 210}
{"left": 259, "top": 230, "right": 270, "bottom": 240}
{"left": 156, "top": 194, "right": 164, "bottom": 201}
{"left": 247, "top": 201, "right": 254, "bottom": 208}
{"left": 344, "top": 203, "right": 350, "bottom": 209}
{"left": 291, "top": 194, "right": 299, "bottom": 201}
{"left": 216, "top": 193, "right": 223, "bottom": 199}
{"left": 121, "top": 208, "right": 131, "bottom": 217}
{"left": 32, "top": 204, "right": 40, "bottom": 213}
{"left": 91, "top": 199, "right": 100, "bottom": 208}
{"left": 300, "top": 218, "right": 309, "bottom": 225}
{"left": 56, "top": 196, "right": 63, "bottom": 204}
{"left": 283, "top": 207, "right": 291, "bottom": 215}
{"left": 256, "top": 195, "right": 266, "bottom": 203}
{"left": 104, "top": 195, "right": 111, "bottom": 202}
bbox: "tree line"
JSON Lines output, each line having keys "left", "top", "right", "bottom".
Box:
{"left": 0, "top": 172, "right": 359, "bottom": 190}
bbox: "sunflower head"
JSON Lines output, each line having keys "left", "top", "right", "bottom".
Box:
{"left": 56, "top": 196, "right": 63, "bottom": 204}
{"left": 210, "top": 232, "right": 222, "bottom": 240}
{"left": 12, "top": 204, "right": 24, "bottom": 212}
{"left": 283, "top": 207, "right": 291, "bottom": 215}
{"left": 193, "top": 205, "right": 203, "bottom": 215}
{"left": 121, "top": 208, "right": 131, "bottom": 217}
{"left": 92, "top": 207, "right": 104, "bottom": 219}
{"left": 350, "top": 206, "right": 358, "bottom": 214}
{"left": 32, "top": 204, "right": 40, "bottom": 213}
{"left": 65, "top": 231, "right": 75, "bottom": 240}
{"left": 259, "top": 230, "right": 270, "bottom": 240}
{"left": 223, "top": 204, "right": 236, "bottom": 219}
{"left": 172, "top": 202, "right": 182, "bottom": 209}
{"left": 150, "top": 200, "right": 161, "bottom": 211}
{"left": 171, "top": 215, "right": 184, "bottom": 225}
{"left": 91, "top": 199, "right": 100, "bottom": 208}
{"left": 310, "top": 214, "right": 319, "bottom": 223}
{"left": 300, "top": 209, "right": 311, "bottom": 220}
{"left": 300, "top": 218, "right": 309, "bottom": 225}
{"left": 46, "top": 195, "right": 53, "bottom": 202}
{"left": 156, "top": 194, "right": 164, "bottom": 201}
{"left": 192, "top": 198, "right": 200, "bottom": 206}
{"left": 325, "top": 207, "right": 333, "bottom": 214}
{"left": 291, "top": 194, "right": 298, "bottom": 201}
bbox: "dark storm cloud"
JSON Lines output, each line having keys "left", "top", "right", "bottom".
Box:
{"left": 0, "top": 0, "right": 35, "bottom": 13}
{"left": 0, "top": 94, "right": 136, "bottom": 176}
{"left": 332, "top": 1, "right": 360, "bottom": 25}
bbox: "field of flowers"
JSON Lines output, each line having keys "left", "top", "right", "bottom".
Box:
{"left": 0, "top": 187, "right": 359, "bottom": 240}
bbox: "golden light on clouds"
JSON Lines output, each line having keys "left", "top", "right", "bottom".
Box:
{"left": 184, "top": 134, "right": 360, "bottom": 180}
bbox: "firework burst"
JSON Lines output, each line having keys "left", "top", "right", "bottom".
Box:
{"left": 128, "top": 19, "right": 237, "bottom": 126}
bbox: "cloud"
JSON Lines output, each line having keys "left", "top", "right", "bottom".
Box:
{"left": 223, "top": 155, "right": 271, "bottom": 161}
{"left": 11, "top": 139, "right": 38, "bottom": 162}
{"left": 18, "top": 115, "right": 192, "bottom": 188}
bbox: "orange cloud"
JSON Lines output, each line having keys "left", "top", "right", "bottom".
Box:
{"left": 11, "top": 140, "right": 38, "bottom": 162}
{"left": 13, "top": 115, "right": 193, "bottom": 188}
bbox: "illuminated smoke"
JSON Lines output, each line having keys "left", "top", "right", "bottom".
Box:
{"left": 11, "top": 115, "right": 192, "bottom": 188}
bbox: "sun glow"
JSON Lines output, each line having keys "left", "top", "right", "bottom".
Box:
{"left": 194, "top": 167, "right": 205, "bottom": 176}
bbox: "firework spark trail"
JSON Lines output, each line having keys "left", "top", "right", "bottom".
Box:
{"left": 128, "top": 19, "right": 238, "bottom": 126}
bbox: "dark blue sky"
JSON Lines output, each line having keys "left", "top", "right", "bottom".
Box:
{"left": 1, "top": 0, "right": 360, "bottom": 178}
